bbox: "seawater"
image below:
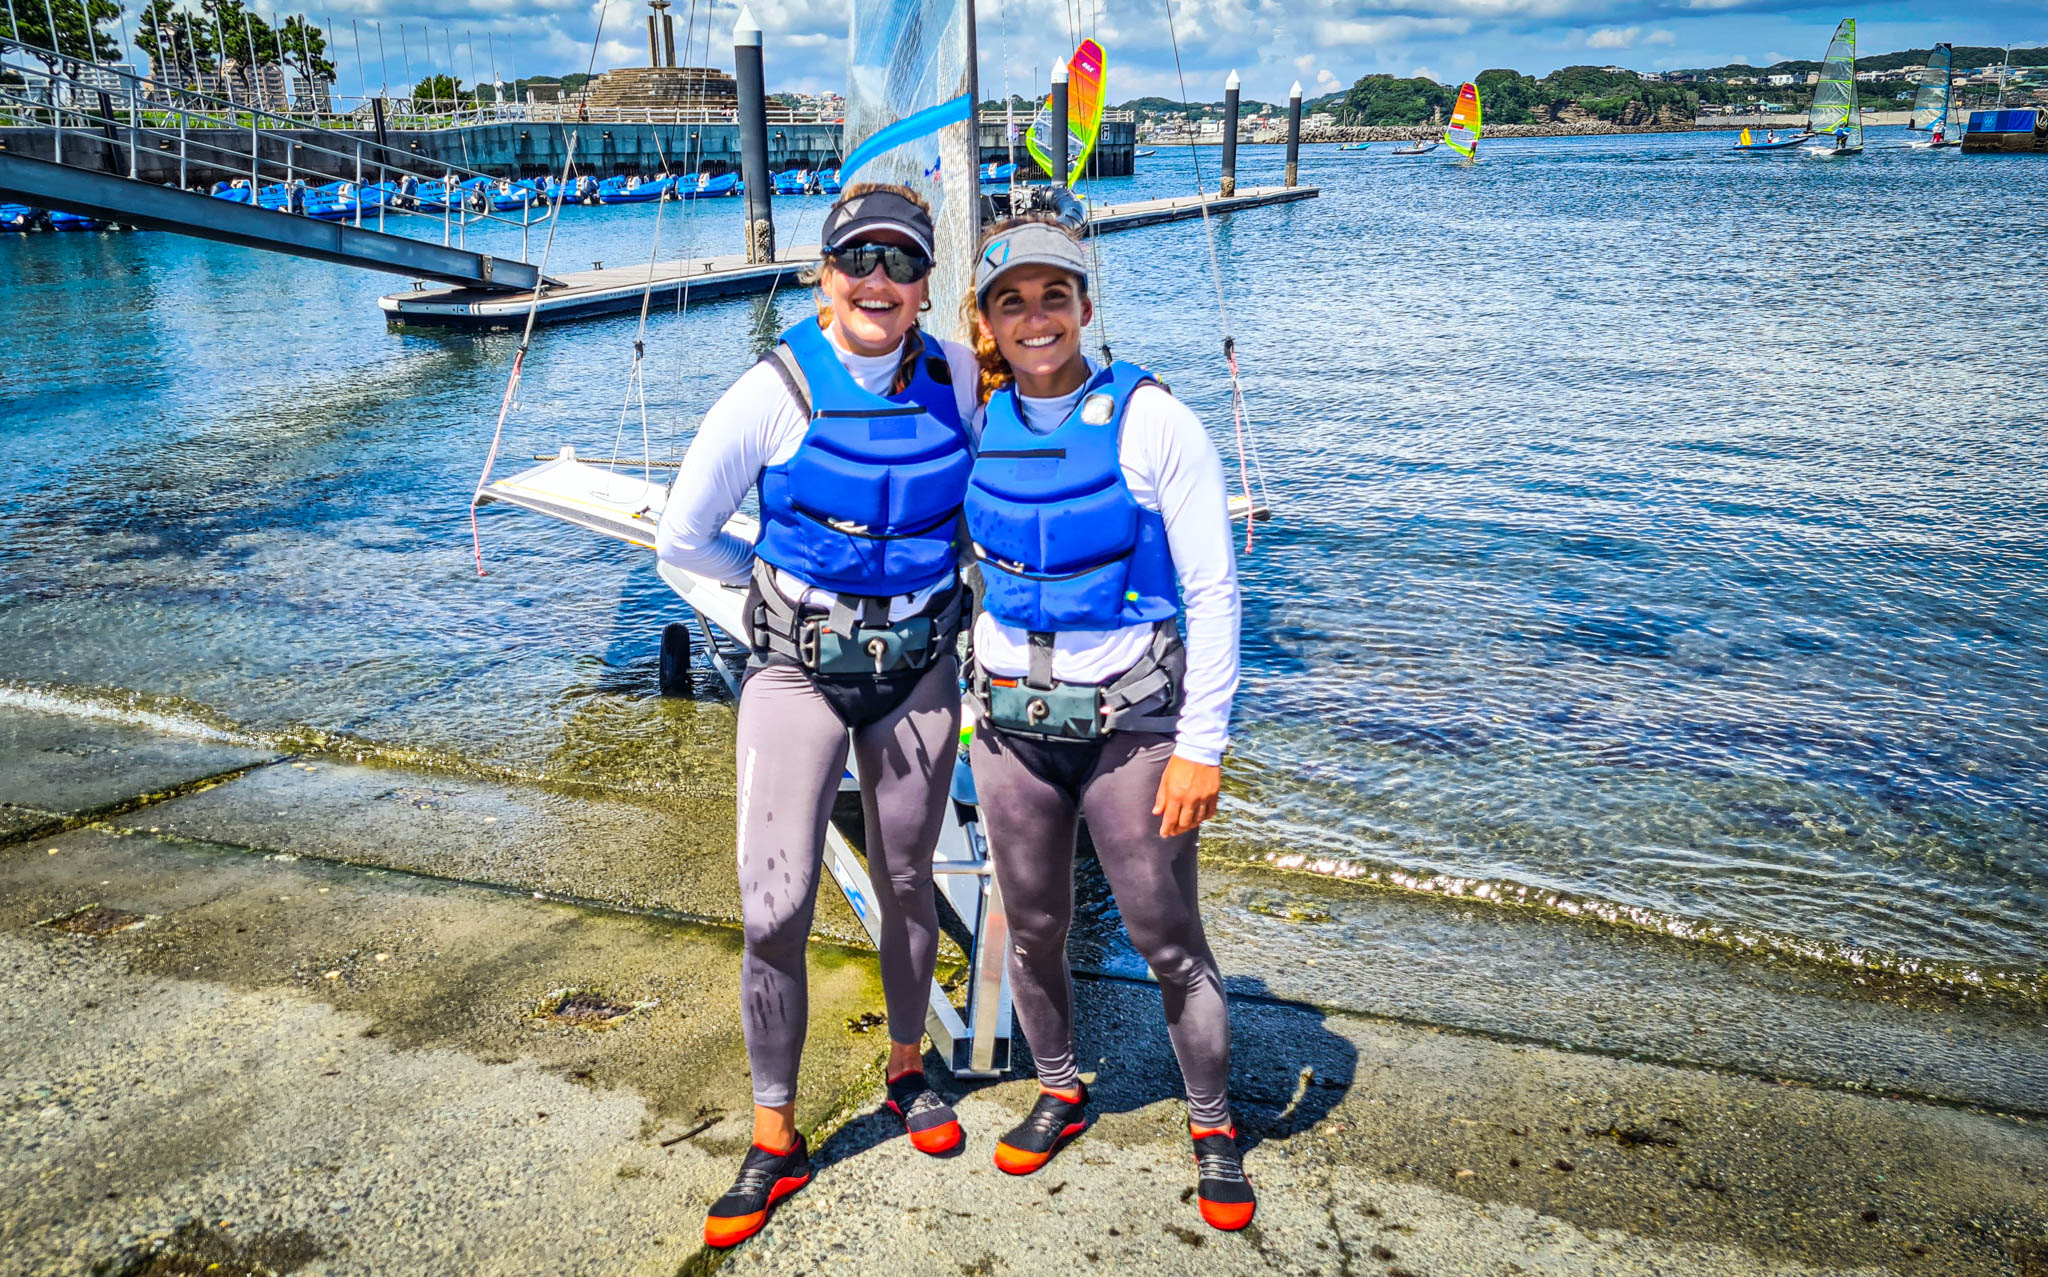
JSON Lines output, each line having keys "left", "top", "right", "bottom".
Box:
{"left": 2, "top": 128, "right": 2044, "bottom": 1017}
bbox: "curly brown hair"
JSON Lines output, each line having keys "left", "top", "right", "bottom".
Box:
{"left": 962, "top": 212, "right": 1089, "bottom": 404}
{"left": 805, "top": 182, "right": 935, "bottom": 327}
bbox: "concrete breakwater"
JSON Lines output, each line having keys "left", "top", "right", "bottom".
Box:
{"left": 1287, "top": 110, "right": 1914, "bottom": 144}
{"left": 0, "top": 118, "right": 1134, "bottom": 189}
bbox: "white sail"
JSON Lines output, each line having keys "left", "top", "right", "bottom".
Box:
{"left": 841, "top": 0, "right": 978, "bottom": 341}
{"left": 1910, "top": 43, "right": 1953, "bottom": 133}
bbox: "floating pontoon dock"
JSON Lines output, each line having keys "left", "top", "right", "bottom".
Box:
{"left": 379, "top": 185, "right": 1319, "bottom": 328}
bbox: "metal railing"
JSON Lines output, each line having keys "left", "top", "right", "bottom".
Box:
{"left": 1, "top": 35, "right": 557, "bottom": 254}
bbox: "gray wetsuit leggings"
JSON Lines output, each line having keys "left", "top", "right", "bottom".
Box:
{"left": 734, "top": 655, "right": 959, "bottom": 1108}
{"left": 970, "top": 726, "right": 1232, "bottom": 1128}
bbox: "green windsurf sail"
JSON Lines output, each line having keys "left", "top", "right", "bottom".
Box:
{"left": 1807, "top": 19, "right": 1861, "bottom": 149}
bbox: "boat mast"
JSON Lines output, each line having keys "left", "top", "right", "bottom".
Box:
{"left": 963, "top": 0, "right": 980, "bottom": 241}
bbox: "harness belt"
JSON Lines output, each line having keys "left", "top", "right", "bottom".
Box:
{"left": 971, "top": 621, "right": 1186, "bottom": 741}
{"left": 746, "top": 559, "right": 965, "bottom": 677}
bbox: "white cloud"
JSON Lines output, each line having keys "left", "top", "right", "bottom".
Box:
{"left": 1587, "top": 26, "right": 1639, "bottom": 50}
{"left": 1315, "top": 16, "right": 1471, "bottom": 47}
{"left": 1316, "top": 68, "right": 1341, "bottom": 92}
{"left": 1295, "top": 54, "right": 1317, "bottom": 74}
{"left": 1645, "top": 29, "right": 1675, "bottom": 45}
{"left": 1409, "top": 65, "right": 1437, "bottom": 82}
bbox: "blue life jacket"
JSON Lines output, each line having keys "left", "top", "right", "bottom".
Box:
{"left": 753, "top": 318, "right": 973, "bottom": 598}
{"left": 965, "top": 361, "right": 1180, "bottom": 633}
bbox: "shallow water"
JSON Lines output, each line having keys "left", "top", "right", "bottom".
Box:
{"left": 2, "top": 127, "right": 2045, "bottom": 1011}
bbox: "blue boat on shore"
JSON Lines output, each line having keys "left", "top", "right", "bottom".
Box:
{"left": 773, "top": 168, "right": 815, "bottom": 195}
{"left": 679, "top": 172, "right": 741, "bottom": 199}
{"left": 47, "top": 209, "right": 113, "bottom": 231}
{"left": 817, "top": 168, "right": 842, "bottom": 194}
{"left": 1, "top": 203, "right": 46, "bottom": 230}
{"left": 538, "top": 175, "right": 599, "bottom": 205}
{"left": 490, "top": 180, "right": 545, "bottom": 212}
{"left": 597, "top": 174, "right": 677, "bottom": 204}
{"left": 979, "top": 161, "right": 1018, "bottom": 184}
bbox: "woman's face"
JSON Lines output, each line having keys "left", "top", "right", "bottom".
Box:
{"left": 820, "top": 229, "right": 929, "bottom": 356}
{"left": 978, "top": 265, "right": 1093, "bottom": 390}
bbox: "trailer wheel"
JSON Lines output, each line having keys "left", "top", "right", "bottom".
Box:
{"left": 658, "top": 622, "right": 693, "bottom": 698}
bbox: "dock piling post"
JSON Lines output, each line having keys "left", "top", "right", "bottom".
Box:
{"left": 1049, "top": 63, "right": 1068, "bottom": 186}
{"left": 734, "top": 6, "right": 773, "bottom": 263}
{"left": 1220, "top": 69, "right": 1240, "bottom": 198}
{"left": 1285, "top": 80, "right": 1301, "bottom": 188}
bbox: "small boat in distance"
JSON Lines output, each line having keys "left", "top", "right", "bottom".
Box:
{"left": 1391, "top": 138, "right": 1438, "bottom": 155}
{"left": 1733, "top": 126, "right": 1809, "bottom": 151}
{"left": 1805, "top": 19, "right": 1863, "bottom": 155}
{"left": 1445, "top": 82, "right": 1482, "bottom": 161}
{"left": 1134, "top": 148, "right": 1156, "bottom": 157}
{"left": 1339, "top": 142, "right": 1369, "bottom": 151}
{"left": 1909, "top": 43, "right": 1960, "bottom": 147}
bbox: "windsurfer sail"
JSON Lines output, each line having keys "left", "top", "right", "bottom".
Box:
{"left": 1445, "top": 81, "right": 1482, "bottom": 160}
{"left": 1806, "top": 19, "right": 1862, "bottom": 154}
{"left": 1026, "top": 40, "right": 1106, "bottom": 186}
{"left": 1911, "top": 43, "right": 1954, "bottom": 140}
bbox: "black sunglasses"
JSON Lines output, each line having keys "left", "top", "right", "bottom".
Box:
{"left": 825, "top": 242, "right": 933, "bottom": 284}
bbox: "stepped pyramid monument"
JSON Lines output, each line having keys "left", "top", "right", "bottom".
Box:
{"left": 580, "top": 0, "right": 739, "bottom": 114}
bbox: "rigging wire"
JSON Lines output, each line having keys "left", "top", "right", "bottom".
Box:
{"left": 467, "top": 2, "right": 611, "bottom": 575}
{"left": 1158, "top": 0, "right": 1267, "bottom": 546}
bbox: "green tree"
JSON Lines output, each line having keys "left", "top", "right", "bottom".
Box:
{"left": 0, "top": 0, "right": 123, "bottom": 74}
{"left": 135, "top": 0, "right": 216, "bottom": 82}
{"left": 276, "top": 15, "right": 333, "bottom": 84}
{"left": 412, "top": 73, "right": 469, "bottom": 110}
{"left": 1475, "top": 68, "right": 1538, "bottom": 124}
{"left": 1335, "top": 74, "right": 1454, "bottom": 125}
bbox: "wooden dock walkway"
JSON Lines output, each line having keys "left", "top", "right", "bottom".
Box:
{"left": 379, "top": 185, "right": 1318, "bottom": 328}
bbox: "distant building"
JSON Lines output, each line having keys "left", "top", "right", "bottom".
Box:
{"left": 293, "top": 75, "right": 332, "bottom": 112}
{"left": 1804, "top": 71, "right": 1820, "bottom": 84}
{"left": 1598, "top": 65, "right": 1628, "bottom": 75}
{"left": 525, "top": 79, "right": 563, "bottom": 102}
{"left": 1766, "top": 74, "right": 1795, "bottom": 86}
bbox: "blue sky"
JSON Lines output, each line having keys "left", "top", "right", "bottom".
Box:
{"left": 161, "top": 0, "right": 2047, "bottom": 106}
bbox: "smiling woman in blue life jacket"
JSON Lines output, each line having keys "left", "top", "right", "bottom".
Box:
{"left": 962, "top": 217, "right": 1252, "bottom": 1230}
{"left": 655, "top": 184, "right": 982, "bottom": 1249}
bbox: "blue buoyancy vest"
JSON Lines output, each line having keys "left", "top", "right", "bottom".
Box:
{"left": 965, "top": 361, "right": 1180, "bottom": 634}
{"left": 753, "top": 318, "right": 973, "bottom": 598}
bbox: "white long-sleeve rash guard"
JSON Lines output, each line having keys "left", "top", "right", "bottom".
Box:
{"left": 972, "top": 375, "right": 1243, "bottom": 768}
{"left": 654, "top": 325, "right": 983, "bottom": 620}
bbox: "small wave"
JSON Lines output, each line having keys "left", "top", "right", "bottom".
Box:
{"left": 0, "top": 681, "right": 263, "bottom": 747}
{"left": 1235, "top": 843, "right": 2048, "bottom": 1008}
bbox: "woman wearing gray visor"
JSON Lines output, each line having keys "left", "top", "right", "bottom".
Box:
{"left": 961, "top": 217, "right": 1251, "bottom": 1229}
{"left": 656, "top": 184, "right": 982, "bottom": 1247}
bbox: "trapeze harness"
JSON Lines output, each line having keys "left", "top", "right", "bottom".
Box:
{"left": 964, "top": 361, "right": 1187, "bottom": 740}
{"left": 746, "top": 318, "right": 974, "bottom": 687}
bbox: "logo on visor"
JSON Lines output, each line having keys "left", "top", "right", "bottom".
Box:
{"left": 982, "top": 241, "right": 1010, "bottom": 269}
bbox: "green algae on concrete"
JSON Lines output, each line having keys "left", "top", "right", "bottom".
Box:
{"left": 103, "top": 755, "right": 867, "bottom": 947}
{"left": 0, "top": 703, "right": 276, "bottom": 842}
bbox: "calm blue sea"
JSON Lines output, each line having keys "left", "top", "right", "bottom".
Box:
{"left": 2, "top": 127, "right": 2044, "bottom": 1010}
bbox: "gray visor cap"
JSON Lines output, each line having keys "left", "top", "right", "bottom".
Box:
{"left": 974, "top": 222, "right": 1092, "bottom": 304}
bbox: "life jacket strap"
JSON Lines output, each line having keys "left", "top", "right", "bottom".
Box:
{"left": 970, "top": 621, "right": 1185, "bottom": 740}
{"left": 746, "top": 559, "right": 963, "bottom": 677}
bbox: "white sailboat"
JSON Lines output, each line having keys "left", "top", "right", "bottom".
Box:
{"left": 470, "top": 0, "right": 1268, "bottom": 1076}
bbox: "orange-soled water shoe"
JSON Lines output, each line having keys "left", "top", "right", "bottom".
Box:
{"left": 702, "top": 1134, "right": 813, "bottom": 1248}
{"left": 885, "top": 1070, "right": 964, "bottom": 1155}
{"left": 1191, "top": 1124, "right": 1256, "bottom": 1230}
{"left": 993, "top": 1083, "right": 1088, "bottom": 1175}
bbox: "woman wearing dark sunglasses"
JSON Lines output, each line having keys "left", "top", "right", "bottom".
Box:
{"left": 655, "top": 184, "right": 982, "bottom": 1248}
{"left": 959, "top": 215, "right": 1250, "bottom": 1230}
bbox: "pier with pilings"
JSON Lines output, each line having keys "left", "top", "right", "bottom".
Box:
{"left": 378, "top": 186, "right": 1320, "bottom": 327}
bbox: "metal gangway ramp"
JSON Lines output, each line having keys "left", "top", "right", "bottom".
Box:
{"left": 0, "top": 36, "right": 550, "bottom": 290}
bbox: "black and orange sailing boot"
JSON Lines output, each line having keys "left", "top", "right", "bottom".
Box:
{"left": 1191, "top": 1124, "right": 1256, "bottom": 1230}
{"left": 702, "top": 1134, "right": 814, "bottom": 1248}
{"left": 992, "top": 1083, "right": 1089, "bottom": 1175}
{"left": 885, "top": 1070, "right": 964, "bottom": 1155}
